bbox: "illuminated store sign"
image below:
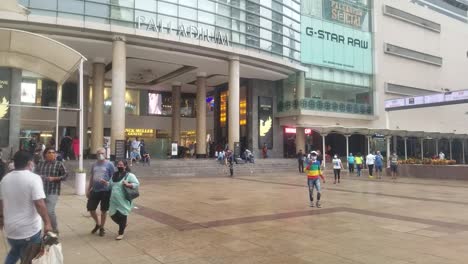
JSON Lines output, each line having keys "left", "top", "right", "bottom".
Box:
{"left": 324, "top": 0, "right": 367, "bottom": 28}
{"left": 125, "top": 128, "right": 155, "bottom": 137}
{"left": 301, "top": 16, "right": 372, "bottom": 74}
{"left": 136, "top": 16, "right": 230, "bottom": 46}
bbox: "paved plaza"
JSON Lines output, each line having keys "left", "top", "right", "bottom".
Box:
{"left": 2, "top": 171, "right": 468, "bottom": 264}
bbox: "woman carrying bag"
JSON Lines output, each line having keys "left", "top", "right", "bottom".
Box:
{"left": 102, "top": 160, "right": 139, "bottom": 240}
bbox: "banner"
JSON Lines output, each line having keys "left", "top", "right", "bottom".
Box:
{"left": 0, "top": 68, "right": 11, "bottom": 147}
{"left": 323, "top": 0, "right": 369, "bottom": 29}
{"left": 301, "top": 16, "right": 372, "bottom": 74}
{"left": 258, "top": 97, "right": 273, "bottom": 149}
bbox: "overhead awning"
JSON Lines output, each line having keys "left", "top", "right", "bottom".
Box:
{"left": 0, "top": 27, "right": 86, "bottom": 84}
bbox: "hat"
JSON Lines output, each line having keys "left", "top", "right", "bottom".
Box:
{"left": 310, "top": 151, "right": 318, "bottom": 155}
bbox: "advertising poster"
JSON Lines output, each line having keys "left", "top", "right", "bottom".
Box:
{"left": 301, "top": 15, "right": 373, "bottom": 74}
{"left": 148, "top": 92, "right": 163, "bottom": 115}
{"left": 258, "top": 97, "right": 273, "bottom": 149}
{"left": 0, "top": 68, "right": 11, "bottom": 147}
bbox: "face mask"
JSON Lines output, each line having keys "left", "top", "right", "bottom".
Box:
{"left": 97, "top": 154, "right": 105, "bottom": 161}
{"left": 311, "top": 156, "right": 317, "bottom": 161}
{"left": 117, "top": 167, "right": 125, "bottom": 173}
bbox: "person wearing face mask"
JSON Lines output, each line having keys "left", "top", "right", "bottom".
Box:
{"left": 305, "top": 151, "right": 326, "bottom": 208}
{"left": 35, "top": 147, "right": 68, "bottom": 234}
{"left": 0, "top": 151, "right": 52, "bottom": 264}
{"left": 87, "top": 148, "right": 115, "bottom": 237}
{"left": 104, "top": 160, "right": 139, "bottom": 240}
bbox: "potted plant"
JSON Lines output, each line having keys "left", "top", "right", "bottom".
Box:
{"left": 75, "top": 168, "right": 87, "bottom": 196}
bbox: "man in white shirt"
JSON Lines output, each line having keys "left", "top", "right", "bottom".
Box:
{"left": 0, "top": 151, "right": 52, "bottom": 264}
{"left": 130, "top": 137, "right": 142, "bottom": 166}
{"left": 366, "top": 152, "right": 376, "bottom": 177}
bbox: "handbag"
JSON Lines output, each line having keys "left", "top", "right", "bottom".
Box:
{"left": 32, "top": 244, "right": 63, "bottom": 264}
{"left": 123, "top": 173, "right": 139, "bottom": 201}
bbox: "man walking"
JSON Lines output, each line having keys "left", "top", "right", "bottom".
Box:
{"left": 305, "top": 151, "right": 325, "bottom": 208}
{"left": 355, "top": 153, "right": 363, "bottom": 177}
{"left": 0, "top": 151, "right": 52, "bottom": 264}
{"left": 35, "top": 147, "right": 68, "bottom": 234}
{"left": 347, "top": 153, "right": 355, "bottom": 173}
{"left": 374, "top": 151, "right": 384, "bottom": 179}
{"left": 366, "top": 152, "right": 375, "bottom": 178}
{"left": 390, "top": 152, "right": 399, "bottom": 181}
{"left": 297, "top": 149, "right": 304, "bottom": 173}
{"left": 87, "top": 148, "right": 115, "bottom": 237}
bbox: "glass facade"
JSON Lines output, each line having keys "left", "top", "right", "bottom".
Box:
{"left": 18, "top": 0, "right": 301, "bottom": 61}
{"left": 276, "top": 0, "right": 374, "bottom": 115}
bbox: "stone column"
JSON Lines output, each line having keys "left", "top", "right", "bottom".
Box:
{"left": 322, "top": 134, "right": 327, "bottom": 168}
{"left": 295, "top": 127, "right": 305, "bottom": 153}
{"left": 404, "top": 137, "right": 408, "bottom": 160}
{"left": 435, "top": 138, "right": 439, "bottom": 155}
{"left": 196, "top": 73, "right": 207, "bottom": 158}
{"left": 171, "top": 82, "right": 181, "bottom": 144}
{"left": 367, "top": 136, "right": 371, "bottom": 154}
{"left": 91, "top": 61, "right": 105, "bottom": 153}
{"left": 345, "top": 134, "right": 350, "bottom": 169}
{"left": 111, "top": 36, "right": 127, "bottom": 153}
{"left": 420, "top": 138, "right": 424, "bottom": 160}
{"left": 228, "top": 56, "right": 240, "bottom": 150}
{"left": 386, "top": 136, "right": 391, "bottom": 167}
{"left": 8, "top": 68, "right": 22, "bottom": 152}
{"left": 296, "top": 71, "right": 305, "bottom": 100}
{"left": 76, "top": 76, "right": 89, "bottom": 155}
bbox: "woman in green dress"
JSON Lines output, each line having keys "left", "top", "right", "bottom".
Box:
{"left": 107, "top": 160, "right": 139, "bottom": 240}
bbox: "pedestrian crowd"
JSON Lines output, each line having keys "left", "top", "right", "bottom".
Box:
{"left": 0, "top": 146, "right": 140, "bottom": 263}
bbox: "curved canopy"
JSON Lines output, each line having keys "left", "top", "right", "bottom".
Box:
{"left": 0, "top": 28, "right": 86, "bottom": 84}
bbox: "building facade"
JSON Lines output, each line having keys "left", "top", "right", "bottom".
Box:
{"left": 0, "top": 0, "right": 467, "bottom": 163}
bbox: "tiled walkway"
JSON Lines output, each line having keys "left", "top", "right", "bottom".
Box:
{"left": 2, "top": 172, "right": 468, "bottom": 263}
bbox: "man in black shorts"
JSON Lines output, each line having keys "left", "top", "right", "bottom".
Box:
{"left": 86, "top": 148, "right": 114, "bottom": 236}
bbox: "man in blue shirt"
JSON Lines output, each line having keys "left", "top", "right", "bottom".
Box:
{"left": 86, "top": 148, "right": 115, "bottom": 237}
{"left": 347, "top": 153, "right": 355, "bottom": 173}
{"left": 374, "top": 151, "right": 384, "bottom": 179}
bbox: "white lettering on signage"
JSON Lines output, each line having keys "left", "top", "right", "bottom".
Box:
{"left": 136, "top": 16, "right": 230, "bottom": 46}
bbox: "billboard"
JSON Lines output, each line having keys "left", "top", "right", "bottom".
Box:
{"left": 0, "top": 68, "right": 11, "bottom": 147}
{"left": 323, "top": 0, "right": 369, "bottom": 30}
{"left": 301, "top": 16, "right": 373, "bottom": 74}
{"left": 258, "top": 97, "right": 273, "bottom": 149}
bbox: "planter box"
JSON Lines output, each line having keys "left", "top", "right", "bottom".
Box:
{"left": 386, "top": 164, "right": 468, "bottom": 180}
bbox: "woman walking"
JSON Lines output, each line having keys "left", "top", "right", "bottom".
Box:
{"left": 105, "top": 160, "right": 139, "bottom": 240}
{"left": 332, "top": 154, "right": 343, "bottom": 184}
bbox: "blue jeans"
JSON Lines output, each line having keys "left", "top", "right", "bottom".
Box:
{"left": 46, "top": 194, "right": 59, "bottom": 231}
{"left": 307, "top": 178, "right": 321, "bottom": 202}
{"left": 5, "top": 231, "right": 41, "bottom": 264}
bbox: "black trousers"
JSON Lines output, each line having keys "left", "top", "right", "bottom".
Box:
{"left": 333, "top": 169, "right": 341, "bottom": 181}
{"left": 111, "top": 210, "right": 127, "bottom": 235}
{"left": 368, "top": 164, "right": 374, "bottom": 176}
{"left": 298, "top": 160, "right": 304, "bottom": 173}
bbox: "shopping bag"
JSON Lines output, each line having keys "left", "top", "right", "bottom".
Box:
{"left": 32, "top": 244, "right": 64, "bottom": 264}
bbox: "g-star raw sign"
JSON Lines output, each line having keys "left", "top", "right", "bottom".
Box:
{"left": 136, "top": 16, "right": 230, "bottom": 46}
{"left": 324, "top": 0, "right": 367, "bottom": 28}
{"left": 301, "top": 16, "right": 372, "bottom": 74}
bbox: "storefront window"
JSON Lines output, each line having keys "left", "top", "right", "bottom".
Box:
{"left": 103, "top": 88, "right": 140, "bottom": 115}
{"left": 147, "top": 92, "right": 196, "bottom": 117}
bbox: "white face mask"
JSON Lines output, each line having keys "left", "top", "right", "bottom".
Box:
{"left": 97, "top": 153, "right": 105, "bottom": 161}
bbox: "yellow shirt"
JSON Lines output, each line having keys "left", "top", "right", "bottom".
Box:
{"left": 355, "top": 156, "right": 363, "bottom": 165}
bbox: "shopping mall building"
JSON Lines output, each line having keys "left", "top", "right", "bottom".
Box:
{"left": 0, "top": 0, "right": 467, "bottom": 163}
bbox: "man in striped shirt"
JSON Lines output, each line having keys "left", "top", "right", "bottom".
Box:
{"left": 34, "top": 147, "right": 68, "bottom": 233}
{"left": 305, "top": 151, "right": 326, "bottom": 208}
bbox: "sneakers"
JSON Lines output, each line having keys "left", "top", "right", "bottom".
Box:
{"left": 99, "top": 227, "right": 106, "bottom": 237}
{"left": 316, "top": 201, "right": 322, "bottom": 208}
{"left": 115, "top": 234, "right": 124, "bottom": 240}
{"left": 91, "top": 225, "right": 100, "bottom": 234}
{"left": 309, "top": 201, "right": 315, "bottom": 207}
